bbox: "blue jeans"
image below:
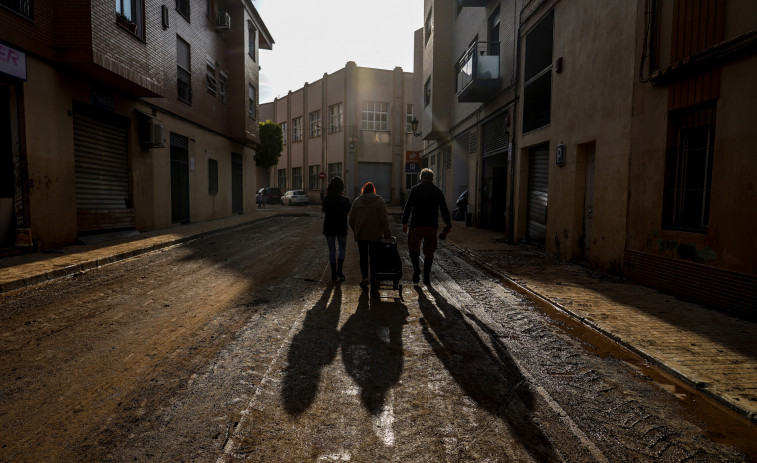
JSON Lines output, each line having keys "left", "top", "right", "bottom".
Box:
{"left": 325, "top": 235, "right": 347, "bottom": 264}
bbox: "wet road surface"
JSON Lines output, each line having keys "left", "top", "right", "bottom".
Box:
{"left": 0, "top": 214, "right": 753, "bottom": 462}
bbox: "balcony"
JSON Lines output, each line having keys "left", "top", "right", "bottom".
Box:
{"left": 457, "top": 0, "right": 488, "bottom": 7}
{"left": 0, "top": 0, "right": 32, "bottom": 19}
{"left": 457, "top": 41, "right": 501, "bottom": 102}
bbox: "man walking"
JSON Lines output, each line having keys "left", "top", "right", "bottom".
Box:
{"left": 402, "top": 168, "right": 451, "bottom": 285}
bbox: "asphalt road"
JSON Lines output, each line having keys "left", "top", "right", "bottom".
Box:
{"left": 0, "top": 214, "right": 751, "bottom": 462}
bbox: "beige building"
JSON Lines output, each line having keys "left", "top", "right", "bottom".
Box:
{"left": 420, "top": 0, "right": 757, "bottom": 318}
{"left": 1, "top": 0, "right": 272, "bottom": 252}
{"left": 259, "top": 62, "right": 421, "bottom": 203}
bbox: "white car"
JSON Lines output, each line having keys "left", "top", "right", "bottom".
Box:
{"left": 281, "top": 190, "right": 309, "bottom": 206}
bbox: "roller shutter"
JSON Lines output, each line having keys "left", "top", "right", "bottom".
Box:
{"left": 73, "top": 108, "right": 134, "bottom": 233}
{"left": 358, "top": 162, "right": 392, "bottom": 201}
{"left": 526, "top": 145, "right": 549, "bottom": 244}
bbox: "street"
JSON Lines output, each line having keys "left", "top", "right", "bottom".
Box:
{"left": 0, "top": 213, "right": 753, "bottom": 462}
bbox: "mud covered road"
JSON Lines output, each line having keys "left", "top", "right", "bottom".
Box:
{"left": 0, "top": 213, "right": 752, "bottom": 462}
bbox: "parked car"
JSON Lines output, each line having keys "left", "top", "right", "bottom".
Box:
{"left": 257, "top": 187, "right": 282, "bottom": 204}
{"left": 281, "top": 190, "right": 309, "bottom": 206}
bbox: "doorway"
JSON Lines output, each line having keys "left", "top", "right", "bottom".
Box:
{"left": 581, "top": 144, "right": 596, "bottom": 259}
{"left": 231, "top": 153, "right": 243, "bottom": 214}
{"left": 170, "top": 133, "right": 190, "bottom": 224}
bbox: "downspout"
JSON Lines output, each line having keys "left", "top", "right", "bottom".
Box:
{"left": 507, "top": 0, "right": 521, "bottom": 243}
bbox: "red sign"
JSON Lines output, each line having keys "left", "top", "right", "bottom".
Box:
{"left": 318, "top": 172, "right": 326, "bottom": 179}
{"left": 405, "top": 151, "right": 421, "bottom": 173}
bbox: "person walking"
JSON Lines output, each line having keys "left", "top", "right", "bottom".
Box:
{"left": 402, "top": 168, "right": 451, "bottom": 285}
{"left": 322, "top": 177, "right": 351, "bottom": 282}
{"left": 349, "top": 182, "right": 392, "bottom": 295}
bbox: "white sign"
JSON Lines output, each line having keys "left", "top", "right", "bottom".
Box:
{"left": 0, "top": 43, "right": 27, "bottom": 80}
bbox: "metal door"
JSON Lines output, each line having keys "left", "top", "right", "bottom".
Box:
{"left": 583, "top": 147, "right": 595, "bottom": 254}
{"left": 231, "top": 153, "right": 243, "bottom": 214}
{"left": 170, "top": 133, "right": 190, "bottom": 224}
{"left": 526, "top": 144, "right": 549, "bottom": 244}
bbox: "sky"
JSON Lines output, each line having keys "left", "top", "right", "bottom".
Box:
{"left": 254, "top": 0, "right": 424, "bottom": 103}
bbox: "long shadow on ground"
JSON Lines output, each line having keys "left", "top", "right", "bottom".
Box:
{"left": 341, "top": 291, "right": 408, "bottom": 415}
{"left": 281, "top": 285, "right": 342, "bottom": 415}
{"left": 417, "top": 285, "right": 561, "bottom": 462}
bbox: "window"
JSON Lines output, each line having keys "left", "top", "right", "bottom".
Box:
{"left": 278, "top": 169, "right": 287, "bottom": 190}
{"left": 206, "top": 63, "right": 217, "bottom": 95}
{"left": 309, "top": 165, "right": 321, "bottom": 190}
{"left": 177, "top": 36, "right": 192, "bottom": 104}
{"left": 405, "top": 172, "right": 419, "bottom": 189}
{"left": 328, "top": 103, "right": 343, "bottom": 133}
{"left": 248, "top": 84, "right": 256, "bottom": 119}
{"left": 424, "top": 78, "right": 431, "bottom": 107}
{"left": 2, "top": 0, "right": 33, "bottom": 18}
{"left": 406, "top": 104, "right": 414, "bottom": 132}
{"left": 522, "top": 11, "right": 553, "bottom": 132}
{"left": 248, "top": 20, "right": 257, "bottom": 61}
{"left": 309, "top": 111, "right": 321, "bottom": 138}
{"left": 176, "top": 0, "right": 190, "bottom": 21}
{"left": 116, "top": 0, "right": 144, "bottom": 38}
{"left": 662, "top": 103, "right": 716, "bottom": 232}
{"left": 424, "top": 8, "right": 433, "bottom": 44}
{"left": 292, "top": 167, "right": 303, "bottom": 189}
{"left": 328, "top": 162, "right": 342, "bottom": 181}
{"left": 218, "top": 72, "right": 227, "bottom": 103}
{"left": 281, "top": 121, "right": 287, "bottom": 145}
{"left": 361, "top": 101, "right": 388, "bottom": 131}
{"left": 292, "top": 117, "right": 302, "bottom": 142}
{"left": 208, "top": 159, "right": 218, "bottom": 195}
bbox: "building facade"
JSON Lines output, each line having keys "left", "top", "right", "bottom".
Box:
{"left": 420, "top": 0, "right": 757, "bottom": 318}
{"left": 418, "top": 0, "right": 520, "bottom": 230}
{"left": 259, "top": 62, "right": 421, "bottom": 204}
{"left": 0, "top": 0, "right": 272, "bottom": 251}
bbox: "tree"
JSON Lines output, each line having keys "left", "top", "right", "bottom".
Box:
{"left": 256, "top": 121, "right": 283, "bottom": 168}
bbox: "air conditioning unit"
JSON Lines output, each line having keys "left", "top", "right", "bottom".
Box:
{"left": 140, "top": 120, "right": 165, "bottom": 148}
{"left": 216, "top": 12, "right": 231, "bottom": 31}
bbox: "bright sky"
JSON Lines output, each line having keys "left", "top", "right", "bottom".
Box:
{"left": 255, "top": 0, "right": 424, "bottom": 103}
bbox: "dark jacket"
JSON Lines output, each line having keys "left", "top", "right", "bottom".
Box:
{"left": 349, "top": 193, "right": 391, "bottom": 241}
{"left": 322, "top": 195, "right": 352, "bottom": 236}
{"left": 402, "top": 181, "right": 451, "bottom": 229}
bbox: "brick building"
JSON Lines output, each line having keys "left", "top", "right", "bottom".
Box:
{"left": 259, "top": 62, "right": 421, "bottom": 204}
{"left": 0, "top": 0, "right": 272, "bottom": 251}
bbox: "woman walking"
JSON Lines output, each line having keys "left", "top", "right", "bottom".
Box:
{"left": 348, "top": 182, "right": 392, "bottom": 295}
{"left": 322, "top": 177, "right": 352, "bottom": 282}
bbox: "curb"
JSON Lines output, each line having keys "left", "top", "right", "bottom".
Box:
{"left": 452, "top": 245, "right": 757, "bottom": 425}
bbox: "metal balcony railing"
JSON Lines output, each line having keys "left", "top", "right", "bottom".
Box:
{"left": 456, "top": 41, "right": 501, "bottom": 102}
{"left": 1, "top": 0, "right": 32, "bottom": 19}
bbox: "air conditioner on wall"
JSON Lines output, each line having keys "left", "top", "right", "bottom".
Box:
{"left": 216, "top": 12, "right": 230, "bottom": 31}
{"left": 140, "top": 120, "right": 165, "bottom": 148}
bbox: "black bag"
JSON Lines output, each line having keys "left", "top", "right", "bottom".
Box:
{"left": 371, "top": 237, "right": 403, "bottom": 281}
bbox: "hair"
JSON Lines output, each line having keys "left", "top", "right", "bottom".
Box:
{"left": 326, "top": 176, "right": 344, "bottom": 197}
{"left": 420, "top": 168, "right": 434, "bottom": 181}
{"left": 361, "top": 182, "right": 375, "bottom": 194}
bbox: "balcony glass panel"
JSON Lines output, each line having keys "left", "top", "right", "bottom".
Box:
{"left": 456, "top": 42, "right": 501, "bottom": 102}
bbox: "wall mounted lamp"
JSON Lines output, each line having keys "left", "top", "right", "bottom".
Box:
{"left": 410, "top": 117, "right": 422, "bottom": 137}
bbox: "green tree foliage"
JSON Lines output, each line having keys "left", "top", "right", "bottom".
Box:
{"left": 256, "top": 121, "right": 283, "bottom": 168}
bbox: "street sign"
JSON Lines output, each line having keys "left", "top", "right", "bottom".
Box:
{"left": 405, "top": 151, "right": 421, "bottom": 173}
{"left": 318, "top": 172, "right": 326, "bottom": 179}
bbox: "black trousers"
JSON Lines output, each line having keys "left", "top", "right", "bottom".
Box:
{"left": 357, "top": 240, "right": 379, "bottom": 280}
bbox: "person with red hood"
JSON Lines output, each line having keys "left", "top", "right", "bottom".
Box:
{"left": 348, "top": 182, "right": 392, "bottom": 295}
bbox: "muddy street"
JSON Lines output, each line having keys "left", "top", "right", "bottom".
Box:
{"left": 0, "top": 213, "right": 753, "bottom": 462}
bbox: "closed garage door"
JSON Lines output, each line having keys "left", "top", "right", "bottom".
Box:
{"left": 526, "top": 144, "right": 549, "bottom": 244}
{"left": 358, "top": 162, "right": 392, "bottom": 201}
{"left": 73, "top": 105, "right": 134, "bottom": 233}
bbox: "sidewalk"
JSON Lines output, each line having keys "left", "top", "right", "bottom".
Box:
{"left": 1, "top": 206, "right": 756, "bottom": 424}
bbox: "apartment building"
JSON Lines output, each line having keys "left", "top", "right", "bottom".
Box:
{"left": 0, "top": 0, "right": 272, "bottom": 251}
{"left": 259, "top": 62, "right": 420, "bottom": 204}
{"left": 420, "top": 0, "right": 756, "bottom": 318}
{"left": 418, "top": 0, "right": 519, "bottom": 230}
